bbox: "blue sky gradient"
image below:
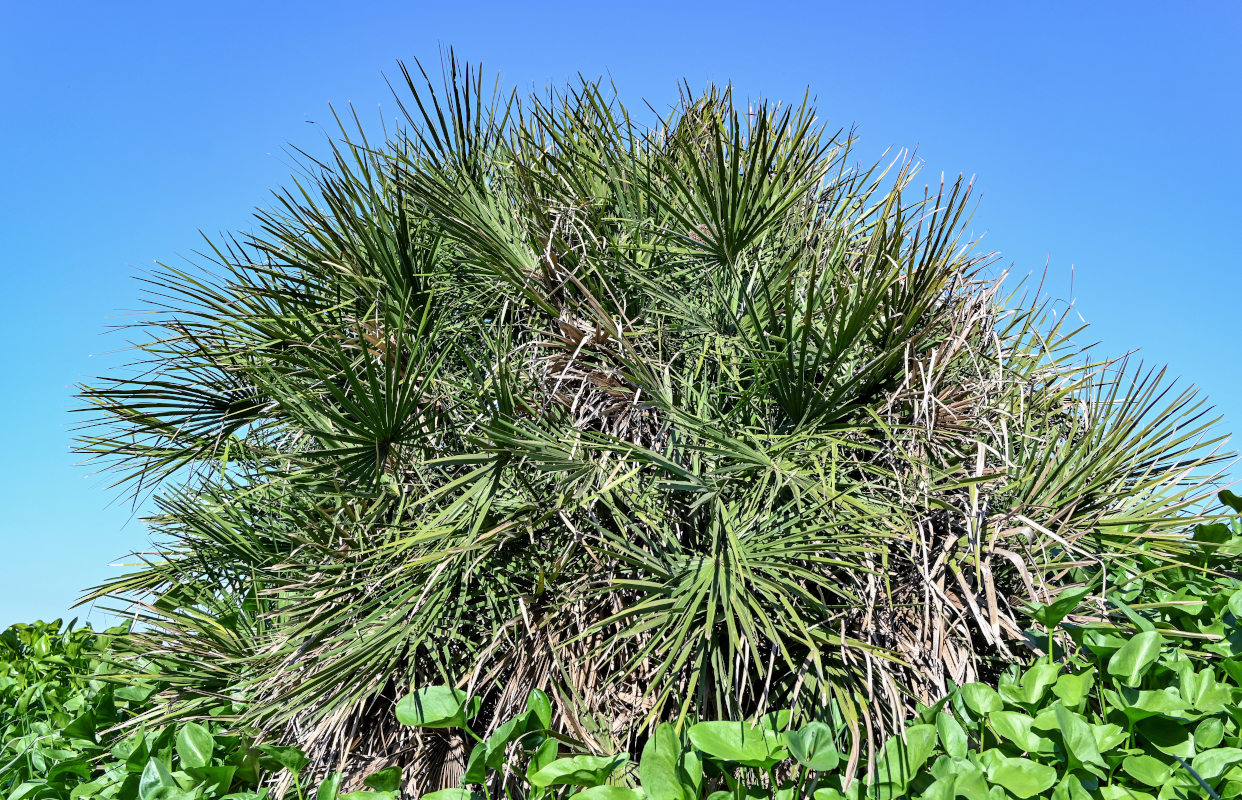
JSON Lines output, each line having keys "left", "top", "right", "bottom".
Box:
{"left": 2, "top": 2, "right": 1238, "bottom": 625}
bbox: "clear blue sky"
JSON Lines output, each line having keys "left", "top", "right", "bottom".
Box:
{"left": 2, "top": 2, "right": 1238, "bottom": 626}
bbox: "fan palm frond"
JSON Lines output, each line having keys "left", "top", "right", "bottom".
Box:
{"left": 76, "top": 54, "right": 1230, "bottom": 789}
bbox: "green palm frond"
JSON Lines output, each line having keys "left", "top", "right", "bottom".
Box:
{"left": 75, "top": 55, "right": 1230, "bottom": 790}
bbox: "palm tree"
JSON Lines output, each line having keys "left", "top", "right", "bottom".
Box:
{"left": 77, "top": 56, "right": 1227, "bottom": 789}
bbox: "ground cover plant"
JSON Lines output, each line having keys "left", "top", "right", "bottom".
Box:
{"left": 395, "top": 497, "right": 1242, "bottom": 800}
{"left": 6, "top": 499, "right": 1242, "bottom": 798}
{"left": 0, "top": 619, "right": 398, "bottom": 800}
{"left": 70, "top": 55, "right": 1229, "bottom": 789}
{"left": 0, "top": 620, "right": 142, "bottom": 795}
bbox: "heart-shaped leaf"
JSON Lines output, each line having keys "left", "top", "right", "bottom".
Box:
{"left": 1025, "top": 586, "right": 1091, "bottom": 631}
{"left": 394, "top": 686, "right": 473, "bottom": 729}
{"left": 527, "top": 690, "right": 553, "bottom": 730}
{"left": 1121, "top": 754, "right": 1173, "bottom": 787}
{"left": 362, "top": 766, "right": 402, "bottom": 793}
{"left": 259, "top": 744, "right": 309, "bottom": 775}
{"left": 959, "top": 684, "right": 1003, "bottom": 715}
{"left": 528, "top": 755, "right": 627, "bottom": 788}
{"left": 935, "top": 713, "right": 967, "bottom": 760}
{"left": 1190, "top": 747, "right": 1242, "bottom": 780}
{"left": 987, "top": 757, "right": 1056, "bottom": 799}
{"left": 1107, "top": 631, "right": 1164, "bottom": 688}
{"left": 175, "top": 723, "right": 214, "bottom": 769}
{"left": 783, "top": 722, "right": 839, "bottom": 771}
{"left": 640, "top": 723, "right": 688, "bottom": 800}
{"left": 688, "top": 721, "right": 787, "bottom": 768}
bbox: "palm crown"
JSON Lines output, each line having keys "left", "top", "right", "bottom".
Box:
{"left": 77, "top": 57, "right": 1226, "bottom": 786}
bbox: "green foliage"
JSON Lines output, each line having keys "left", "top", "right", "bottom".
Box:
{"left": 0, "top": 620, "right": 395, "bottom": 800}
{"left": 74, "top": 55, "right": 1228, "bottom": 778}
{"left": 390, "top": 505, "right": 1242, "bottom": 799}
{"left": 1, "top": 619, "right": 158, "bottom": 797}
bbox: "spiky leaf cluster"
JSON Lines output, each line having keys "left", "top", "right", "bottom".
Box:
{"left": 77, "top": 58, "right": 1226, "bottom": 786}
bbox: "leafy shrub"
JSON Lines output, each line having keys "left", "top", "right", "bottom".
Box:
{"left": 1, "top": 619, "right": 156, "bottom": 797}
{"left": 0, "top": 619, "right": 398, "bottom": 800}
{"left": 75, "top": 55, "right": 1227, "bottom": 782}
{"left": 394, "top": 499, "right": 1242, "bottom": 799}
{"left": 9, "top": 497, "right": 1242, "bottom": 797}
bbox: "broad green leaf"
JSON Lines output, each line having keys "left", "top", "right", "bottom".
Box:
{"left": 1120, "top": 754, "right": 1173, "bottom": 787}
{"left": 784, "top": 722, "right": 839, "bottom": 771}
{"left": 688, "top": 721, "right": 787, "bottom": 768}
{"left": 527, "top": 689, "right": 553, "bottom": 730}
{"left": 462, "top": 744, "right": 488, "bottom": 784}
{"left": 904, "top": 725, "right": 938, "bottom": 772}
{"left": 138, "top": 758, "right": 176, "bottom": 800}
{"left": 641, "top": 723, "right": 687, "bottom": 800}
{"left": 960, "top": 684, "right": 1003, "bottom": 715}
{"left": 529, "top": 755, "right": 627, "bottom": 788}
{"left": 1091, "top": 722, "right": 1127, "bottom": 754}
{"left": 568, "top": 788, "right": 643, "bottom": 800}
{"left": 679, "top": 748, "right": 702, "bottom": 799}
{"left": 527, "top": 738, "right": 559, "bottom": 781}
{"left": 914, "top": 697, "right": 951, "bottom": 726}
{"left": 757, "top": 709, "right": 792, "bottom": 732}
{"left": 916, "top": 777, "right": 955, "bottom": 800}
{"left": 1136, "top": 717, "right": 1195, "bottom": 759}
{"left": 871, "top": 726, "right": 936, "bottom": 789}
{"left": 935, "top": 713, "right": 967, "bottom": 760}
{"left": 1195, "top": 717, "right": 1226, "bottom": 749}
{"left": 1050, "top": 775, "right": 1092, "bottom": 800}
{"left": 1190, "top": 747, "right": 1242, "bottom": 780}
{"left": 259, "top": 744, "right": 308, "bottom": 775}
{"left": 1226, "top": 589, "right": 1242, "bottom": 621}
{"left": 1107, "top": 631, "right": 1165, "bottom": 688}
{"left": 1054, "top": 704, "right": 1104, "bottom": 768}
{"left": 999, "top": 663, "right": 1061, "bottom": 707}
{"left": 986, "top": 757, "right": 1056, "bottom": 799}
{"left": 864, "top": 785, "right": 903, "bottom": 800}
{"left": 63, "top": 711, "right": 97, "bottom": 743}
{"left": 175, "top": 723, "right": 214, "bottom": 769}
{"left": 184, "top": 766, "right": 235, "bottom": 795}
{"left": 124, "top": 732, "right": 151, "bottom": 773}
{"left": 1107, "top": 687, "right": 1190, "bottom": 721}
{"left": 317, "top": 772, "right": 343, "bottom": 800}
{"left": 1025, "top": 586, "right": 1090, "bottom": 630}
{"left": 418, "top": 790, "right": 482, "bottom": 800}
{"left": 1097, "top": 787, "right": 1154, "bottom": 800}
{"left": 484, "top": 711, "right": 530, "bottom": 768}
{"left": 230, "top": 747, "right": 261, "bottom": 785}
{"left": 988, "top": 711, "right": 1043, "bottom": 752}
{"left": 812, "top": 791, "right": 850, "bottom": 800}
{"left": 394, "top": 686, "right": 472, "bottom": 729}
{"left": 363, "top": 767, "right": 402, "bottom": 793}
{"left": 116, "top": 684, "right": 157, "bottom": 704}
{"left": 141, "top": 788, "right": 199, "bottom": 800}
